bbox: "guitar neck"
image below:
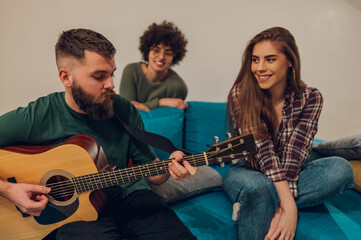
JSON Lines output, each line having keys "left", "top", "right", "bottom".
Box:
{"left": 72, "top": 152, "right": 207, "bottom": 194}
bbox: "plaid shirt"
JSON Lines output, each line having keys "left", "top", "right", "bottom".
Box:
{"left": 234, "top": 87, "right": 323, "bottom": 198}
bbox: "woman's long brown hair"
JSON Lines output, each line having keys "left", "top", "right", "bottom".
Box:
{"left": 227, "top": 27, "right": 306, "bottom": 170}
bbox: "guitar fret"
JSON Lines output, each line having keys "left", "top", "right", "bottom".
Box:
{"left": 162, "top": 160, "right": 168, "bottom": 174}
{"left": 154, "top": 162, "right": 160, "bottom": 176}
{"left": 129, "top": 167, "right": 136, "bottom": 181}
{"left": 109, "top": 170, "right": 118, "bottom": 185}
{"left": 118, "top": 170, "right": 124, "bottom": 183}
{"left": 124, "top": 169, "right": 131, "bottom": 183}
{"left": 99, "top": 172, "right": 108, "bottom": 188}
{"left": 72, "top": 177, "right": 80, "bottom": 193}
{"left": 192, "top": 155, "right": 196, "bottom": 166}
{"left": 146, "top": 163, "right": 152, "bottom": 177}
{"left": 78, "top": 175, "right": 87, "bottom": 193}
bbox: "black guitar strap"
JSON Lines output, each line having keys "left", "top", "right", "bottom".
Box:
{"left": 114, "top": 111, "right": 191, "bottom": 156}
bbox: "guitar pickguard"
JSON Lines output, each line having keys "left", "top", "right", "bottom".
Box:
{"left": 34, "top": 198, "right": 79, "bottom": 225}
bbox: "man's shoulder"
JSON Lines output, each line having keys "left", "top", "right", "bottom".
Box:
{"left": 114, "top": 94, "right": 137, "bottom": 116}
{"left": 24, "top": 92, "right": 65, "bottom": 110}
{"left": 113, "top": 95, "right": 144, "bottom": 129}
{"left": 9, "top": 92, "right": 62, "bottom": 111}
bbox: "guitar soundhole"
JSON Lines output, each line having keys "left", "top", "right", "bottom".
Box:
{"left": 40, "top": 170, "right": 78, "bottom": 206}
{"left": 46, "top": 175, "right": 75, "bottom": 202}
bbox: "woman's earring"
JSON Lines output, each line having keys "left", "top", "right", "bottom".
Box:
{"left": 288, "top": 66, "right": 296, "bottom": 82}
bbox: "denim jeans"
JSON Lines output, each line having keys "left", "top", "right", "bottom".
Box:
{"left": 223, "top": 151, "right": 354, "bottom": 240}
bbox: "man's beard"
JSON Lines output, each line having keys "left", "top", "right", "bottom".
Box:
{"left": 71, "top": 81, "right": 117, "bottom": 120}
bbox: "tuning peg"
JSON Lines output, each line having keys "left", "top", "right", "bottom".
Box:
{"left": 226, "top": 133, "right": 232, "bottom": 139}
{"left": 213, "top": 136, "right": 219, "bottom": 143}
{"left": 220, "top": 162, "right": 225, "bottom": 167}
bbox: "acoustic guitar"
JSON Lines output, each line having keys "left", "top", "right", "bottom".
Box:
{"left": 0, "top": 133, "right": 255, "bottom": 239}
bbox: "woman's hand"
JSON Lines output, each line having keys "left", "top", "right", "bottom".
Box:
{"left": 265, "top": 181, "right": 297, "bottom": 240}
{"left": 265, "top": 205, "right": 297, "bottom": 240}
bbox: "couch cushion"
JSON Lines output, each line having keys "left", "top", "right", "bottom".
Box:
{"left": 148, "top": 165, "right": 223, "bottom": 203}
{"left": 139, "top": 107, "right": 184, "bottom": 160}
{"left": 139, "top": 106, "right": 223, "bottom": 202}
{"left": 171, "top": 189, "right": 361, "bottom": 240}
{"left": 184, "top": 102, "right": 229, "bottom": 154}
{"left": 171, "top": 191, "right": 238, "bottom": 240}
{"left": 312, "top": 132, "right": 361, "bottom": 160}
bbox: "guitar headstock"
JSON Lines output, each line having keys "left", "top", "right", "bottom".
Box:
{"left": 206, "top": 133, "right": 256, "bottom": 167}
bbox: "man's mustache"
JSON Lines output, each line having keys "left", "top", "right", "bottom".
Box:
{"left": 95, "top": 90, "right": 116, "bottom": 103}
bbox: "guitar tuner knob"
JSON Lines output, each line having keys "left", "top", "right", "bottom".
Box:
{"left": 213, "top": 136, "right": 219, "bottom": 143}
{"left": 239, "top": 139, "right": 244, "bottom": 144}
{"left": 220, "top": 162, "right": 225, "bottom": 167}
{"left": 226, "top": 133, "right": 232, "bottom": 139}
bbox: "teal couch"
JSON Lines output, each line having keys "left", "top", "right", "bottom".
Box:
{"left": 140, "top": 101, "right": 361, "bottom": 240}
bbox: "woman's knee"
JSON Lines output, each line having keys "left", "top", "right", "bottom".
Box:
{"left": 224, "top": 171, "right": 279, "bottom": 206}
{"left": 330, "top": 156, "right": 354, "bottom": 188}
{"left": 315, "top": 156, "right": 354, "bottom": 191}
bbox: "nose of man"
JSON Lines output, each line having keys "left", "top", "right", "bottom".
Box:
{"left": 104, "top": 76, "right": 115, "bottom": 90}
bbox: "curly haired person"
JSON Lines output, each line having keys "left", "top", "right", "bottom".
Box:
{"left": 119, "top": 21, "right": 188, "bottom": 111}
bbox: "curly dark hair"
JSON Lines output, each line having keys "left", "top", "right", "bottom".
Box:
{"left": 55, "top": 28, "right": 116, "bottom": 67}
{"left": 139, "top": 21, "right": 188, "bottom": 66}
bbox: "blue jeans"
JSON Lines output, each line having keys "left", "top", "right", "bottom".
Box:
{"left": 223, "top": 151, "right": 354, "bottom": 240}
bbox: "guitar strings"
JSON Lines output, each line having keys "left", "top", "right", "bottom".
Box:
{"left": 48, "top": 147, "right": 247, "bottom": 199}
{"left": 48, "top": 143, "right": 247, "bottom": 199}
{"left": 48, "top": 152, "right": 240, "bottom": 199}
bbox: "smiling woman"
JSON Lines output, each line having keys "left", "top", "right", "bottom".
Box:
{"left": 224, "top": 27, "right": 354, "bottom": 240}
{"left": 119, "top": 21, "right": 188, "bottom": 111}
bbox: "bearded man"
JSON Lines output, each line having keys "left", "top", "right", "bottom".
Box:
{"left": 0, "top": 29, "right": 197, "bottom": 240}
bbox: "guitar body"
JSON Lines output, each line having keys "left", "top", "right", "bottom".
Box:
{"left": 0, "top": 135, "right": 108, "bottom": 240}
{"left": 0, "top": 133, "right": 256, "bottom": 240}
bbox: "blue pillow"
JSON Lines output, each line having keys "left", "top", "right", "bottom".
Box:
{"left": 184, "top": 102, "right": 229, "bottom": 154}
{"left": 139, "top": 107, "right": 184, "bottom": 160}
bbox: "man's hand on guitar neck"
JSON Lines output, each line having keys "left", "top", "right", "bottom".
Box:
{"left": 147, "top": 151, "right": 198, "bottom": 185}
{"left": 0, "top": 180, "right": 51, "bottom": 216}
{"left": 168, "top": 150, "right": 197, "bottom": 180}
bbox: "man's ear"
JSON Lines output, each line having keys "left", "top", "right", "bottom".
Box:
{"left": 59, "top": 68, "right": 72, "bottom": 88}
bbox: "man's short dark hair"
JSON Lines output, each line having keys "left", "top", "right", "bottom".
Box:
{"left": 55, "top": 28, "right": 116, "bottom": 66}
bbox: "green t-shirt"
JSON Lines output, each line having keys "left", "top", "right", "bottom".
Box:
{"left": 0, "top": 92, "right": 157, "bottom": 199}
{"left": 119, "top": 62, "right": 188, "bottom": 110}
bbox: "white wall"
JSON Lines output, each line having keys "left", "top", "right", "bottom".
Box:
{"left": 0, "top": 0, "right": 360, "bottom": 140}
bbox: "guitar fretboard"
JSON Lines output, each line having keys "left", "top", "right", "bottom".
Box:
{"left": 72, "top": 152, "right": 208, "bottom": 194}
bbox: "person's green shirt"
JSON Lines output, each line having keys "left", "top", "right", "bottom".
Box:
{"left": 119, "top": 62, "right": 187, "bottom": 110}
{"left": 0, "top": 92, "right": 157, "bottom": 199}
